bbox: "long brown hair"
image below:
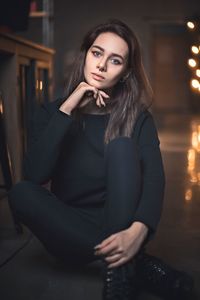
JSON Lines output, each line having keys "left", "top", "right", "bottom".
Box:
{"left": 63, "top": 19, "right": 153, "bottom": 144}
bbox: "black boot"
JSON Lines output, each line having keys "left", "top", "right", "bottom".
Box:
{"left": 135, "top": 252, "right": 194, "bottom": 299}
{"left": 101, "top": 258, "right": 139, "bottom": 300}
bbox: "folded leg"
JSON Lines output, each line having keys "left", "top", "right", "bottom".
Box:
{"left": 103, "top": 137, "right": 142, "bottom": 235}
{"left": 8, "top": 180, "right": 105, "bottom": 266}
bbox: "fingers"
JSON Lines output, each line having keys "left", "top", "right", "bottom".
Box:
{"left": 81, "top": 82, "right": 110, "bottom": 108}
{"left": 94, "top": 236, "right": 120, "bottom": 256}
{"left": 94, "top": 242, "right": 120, "bottom": 257}
{"left": 104, "top": 252, "right": 122, "bottom": 263}
{"left": 99, "top": 90, "right": 110, "bottom": 98}
{"left": 93, "top": 89, "right": 98, "bottom": 99}
{"left": 73, "top": 82, "right": 110, "bottom": 110}
{"left": 94, "top": 233, "right": 117, "bottom": 250}
{"left": 96, "top": 92, "right": 105, "bottom": 107}
{"left": 99, "top": 92, "right": 106, "bottom": 106}
{"left": 107, "top": 257, "right": 128, "bottom": 269}
{"left": 95, "top": 90, "right": 110, "bottom": 107}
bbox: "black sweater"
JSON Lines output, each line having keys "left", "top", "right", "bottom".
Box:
{"left": 23, "top": 97, "right": 165, "bottom": 236}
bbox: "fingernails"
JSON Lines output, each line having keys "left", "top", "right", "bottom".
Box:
{"left": 99, "top": 91, "right": 110, "bottom": 98}
{"left": 94, "top": 244, "right": 101, "bottom": 249}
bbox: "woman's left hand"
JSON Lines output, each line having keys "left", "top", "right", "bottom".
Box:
{"left": 94, "top": 222, "right": 148, "bottom": 268}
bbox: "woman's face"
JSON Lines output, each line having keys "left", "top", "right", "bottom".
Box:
{"left": 84, "top": 32, "right": 129, "bottom": 93}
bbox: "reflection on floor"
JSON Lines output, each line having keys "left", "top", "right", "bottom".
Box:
{"left": 0, "top": 112, "right": 199, "bottom": 300}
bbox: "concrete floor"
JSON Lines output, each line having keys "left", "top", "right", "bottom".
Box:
{"left": 0, "top": 112, "right": 200, "bottom": 300}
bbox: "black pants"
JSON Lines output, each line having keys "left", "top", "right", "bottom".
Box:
{"left": 9, "top": 137, "right": 144, "bottom": 266}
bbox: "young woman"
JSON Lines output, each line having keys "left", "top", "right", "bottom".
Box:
{"left": 9, "top": 19, "right": 193, "bottom": 299}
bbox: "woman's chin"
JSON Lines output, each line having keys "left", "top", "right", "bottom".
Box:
{"left": 88, "top": 79, "right": 105, "bottom": 88}
{"left": 84, "top": 78, "right": 113, "bottom": 94}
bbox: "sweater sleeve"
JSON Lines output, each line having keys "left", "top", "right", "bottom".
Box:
{"left": 22, "top": 101, "right": 74, "bottom": 184}
{"left": 132, "top": 113, "right": 165, "bottom": 240}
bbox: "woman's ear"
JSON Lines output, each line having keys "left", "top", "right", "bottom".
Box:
{"left": 120, "top": 71, "right": 131, "bottom": 83}
{"left": 124, "top": 71, "right": 131, "bottom": 80}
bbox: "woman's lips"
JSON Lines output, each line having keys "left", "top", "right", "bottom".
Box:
{"left": 91, "top": 73, "right": 105, "bottom": 81}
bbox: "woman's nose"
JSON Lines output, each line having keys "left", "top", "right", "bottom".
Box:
{"left": 97, "top": 59, "right": 107, "bottom": 71}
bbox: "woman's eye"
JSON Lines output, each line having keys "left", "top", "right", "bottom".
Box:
{"left": 92, "top": 51, "right": 101, "bottom": 57}
{"left": 110, "top": 58, "right": 122, "bottom": 65}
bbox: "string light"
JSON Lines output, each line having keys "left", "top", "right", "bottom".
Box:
{"left": 196, "top": 69, "right": 200, "bottom": 77}
{"left": 191, "top": 45, "right": 199, "bottom": 54}
{"left": 188, "top": 58, "right": 197, "bottom": 68}
{"left": 191, "top": 79, "right": 199, "bottom": 89}
{"left": 187, "top": 18, "right": 200, "bottom": 94}
{"left": 187, "top": 21, "right": 195, "bottom": 29}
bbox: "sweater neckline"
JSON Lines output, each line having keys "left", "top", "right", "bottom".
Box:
{"left": 81, "top": 113, "right": 110, "bottom": 116}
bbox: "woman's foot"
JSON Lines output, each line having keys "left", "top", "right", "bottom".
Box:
{"left": 135, "top": 252, "right": 194, "bottom": 299}
{"left": 101, "top": 258, "right": 138, "bottom": 300}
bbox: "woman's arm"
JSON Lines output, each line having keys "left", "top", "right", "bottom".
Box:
{"left": 23, "top": 82, "right": 110, "bottom": 185}
{"left": 23, "top": 98, "right": 74, "bottom": 184}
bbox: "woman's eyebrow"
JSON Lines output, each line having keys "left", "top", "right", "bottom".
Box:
{"left": 92, "top": 45, "right": 125, "bottom": 61}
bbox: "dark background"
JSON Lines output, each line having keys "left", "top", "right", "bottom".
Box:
{"left": 9, "top": 0, "right": 200, "bottom": 112}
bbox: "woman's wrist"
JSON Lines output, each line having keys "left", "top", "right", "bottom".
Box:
{"left": 128, "top": 221, "right": 149, "bottom": 240}
{"left": 59, "top": 107, "right": 72, "bottom": 116}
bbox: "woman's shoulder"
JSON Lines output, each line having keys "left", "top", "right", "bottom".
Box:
{"left": 132, "top": 108, "right": 156, "bottom": 141}
{"left": 134, "top": 108, "right": 160, "bottom": 146}
{"left": 135, "top": 108, "right": 153, "bottom": 129}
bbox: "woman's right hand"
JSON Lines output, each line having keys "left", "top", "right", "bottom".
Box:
{"left": 59, "top": 82, "right": 110, "bottom": 115}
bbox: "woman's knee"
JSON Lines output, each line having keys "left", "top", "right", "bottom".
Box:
{"left": 9, "top": 180, "right": 36, "bottom": 197}
{"left": 8, "top": 180, "right": 37, "bottom": 210}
